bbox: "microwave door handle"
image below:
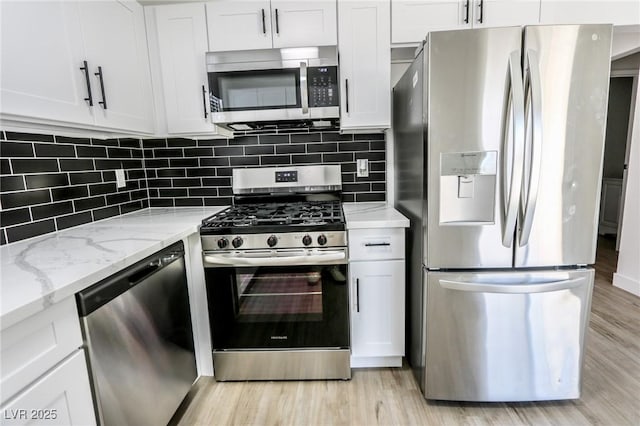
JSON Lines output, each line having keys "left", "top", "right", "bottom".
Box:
{"left": 300, "top": 62, "right": 309, "bottom": 114}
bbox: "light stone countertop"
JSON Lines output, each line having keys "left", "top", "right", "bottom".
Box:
{"left": 1, "top": 202, "right": 408, "bottom": 329}
{"left": 0, "top": 207, "right": 225, "bottom": 329}
{"left": 342, "top": 202, "right": 410, "bottom": 229}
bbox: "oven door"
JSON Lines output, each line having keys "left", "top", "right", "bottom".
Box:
{"left": 203, "top": 248, "right": 349, "bottom": 350}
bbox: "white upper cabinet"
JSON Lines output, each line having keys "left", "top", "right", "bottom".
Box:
{"left": 338, "top": 0, "right": 391, "bottom": 131}
{"left": 0, "top": 1, "right": 94, "bottom": 125}
{"left": 153, "top": 3, "right": 217, "bottom": 134}
{"left": 0, "top": 0, "right": 153, "bottom": 133}
{"left": 206, "top": 0, "right": 337, "bottom": 52}
{"left": 78, "top": 0, "right": 154, "bottom": 133}
{"left": 540, "top": 1, "right": 640, "bottom": 26}
{"left": 270, "top": 1, "right": 338, "bottom": 48}
{"left": 391, "top": 0, "right": 540, "bottom": 44}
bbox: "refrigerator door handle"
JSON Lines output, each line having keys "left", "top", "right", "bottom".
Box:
{"left": 438, "top": 277, "right": 584, "bottom": 294}
{"left": 502, "top": 50, "right": 525, "bottom": 248}
{"left": 520, "top": 49, "right": 543, "bottom": 247}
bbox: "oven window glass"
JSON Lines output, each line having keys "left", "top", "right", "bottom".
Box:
{"left": 210, "top": 69, "right": 301, "bottom": 111}
{"left": 206, "top": 264, "right": 349, "bottom": 349}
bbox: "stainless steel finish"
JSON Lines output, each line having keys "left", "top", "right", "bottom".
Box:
{"left": 210, "top": 106, "right": 339, "bottom": 125}
{"left": 300, "top": 61, "right": 309, "bottom": 114}
{"left": 207, "top": 46, "right": 338, "bottom": 73}
{"left": 503, "top": 50, "right": 525, "bottom": 247}
{"left": 425, "top": 268, "right": 593, "bottom": 401}
{"left": 202, "top": 231, "right": 347, "bottom": 251}
{"left": 213, "top": 349, "right": 351, "bottom": 381}
{"left": 393, "top": 24, "right": 612, "bottom": 401}
{"left": 425, "top": 27, "right": 522, "bottom": 268}
{"left": 78, "top": 245, "right": 196, "bottom": 426}
{"left": 515, "top": 25, "right": 612, "bottom": 267}
{"left": 519, "top": 48, "right": 542, "bottom": 247}
{"left": 203, "top": 248, "right": 347, "bottom": 267}
{"left": 393, "top": 46, "right": 427, "bottom": 388}
{"left": 232, "top": 165, "right": 342, "bottom": 195}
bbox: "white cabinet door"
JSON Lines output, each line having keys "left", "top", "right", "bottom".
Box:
{"left": 155, "top": 3, "right": 216, "bottom": 134}
{"left": 0, "top": 351, "right": 96, "bottom": 426}
{"left": 540, "top": 0, "right": 640, "bottom": 25}
{"left": 0, "top": 1, "right": 94, "bottom": 125}
{"left": 350, "top": 260, "right": 405, "bottom": 359}
{"left": 206, "top": 0, "right": 272, "bottom": 52}
{"left": 271, "top": 0, "right": 337, "bottom": 48}
{"left": 79, "top": 0, "right": 154, "bottom": 133}
{"left": 391, "top": 0, "right": 540, "bottom": 44}
{"left": 338, "top": 0, "right": 391, "bottom": 131}
{"left": 392, "top": 0, "right": 469, "bottom": 44}
{"left": 473, "top": 0, "right": 540, "bottom": 28}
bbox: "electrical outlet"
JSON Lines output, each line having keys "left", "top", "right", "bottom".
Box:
{"left": 115, "top": 169, "right": 126, "bottom": 188}
{"left": 356, "top": 159, "right": 369, "bottom": 177}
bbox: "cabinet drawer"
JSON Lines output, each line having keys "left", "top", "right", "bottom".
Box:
{"left": 348, "top": 228, "right": 405, "bottom": 261}
{"left": 1, "top": 297, "right": 83, "bottom": 404}
{"left": 0, "top": 350, "right": 95, "bottom": 425}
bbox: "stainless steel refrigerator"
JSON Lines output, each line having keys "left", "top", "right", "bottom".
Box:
{"left": 393, "top": 25, "right": 612, "bottom": 402}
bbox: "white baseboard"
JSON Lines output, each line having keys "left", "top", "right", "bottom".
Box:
{"left": 613, "top": 273, "right": 640, "bottom": 297}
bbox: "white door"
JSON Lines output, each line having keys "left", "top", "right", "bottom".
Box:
{"left": 79, "top": 0, "right": 153, "bottom": 133}
{"left": 155, "top": 3, "right": 216, "bottom": 134}
{"left": 473, "top": 0, "right": 540, "bottom": 28}
{"left": 350, "top": 261, "right": 405, "bottom": 358}
{"left": 0, "top": 351, "right": 96, "bottom": 426}
{"left": 391, "top": 0, "right": 470, "bottom": 44}
{"left": 270, "top": 0, "right": 337, "bottom": 48}
{"left": 540, "top": 0, "right": 640, "bottom": 25}
{"left": 206, "top": 0, "right": 272, "bottom": 52}
{"left": 338, "top": 0, "right": 391, "bottom": 130}
{"left": 0, "top": 1, "right": 94, "bottom": 125}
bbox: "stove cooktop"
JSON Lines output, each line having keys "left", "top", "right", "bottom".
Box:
{"left": 200, "top": 201, "right": 345, "bottom": 235}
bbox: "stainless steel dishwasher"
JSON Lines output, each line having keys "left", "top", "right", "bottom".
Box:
{"left": 77, "top": 241, "right": 197, "bottom": 426}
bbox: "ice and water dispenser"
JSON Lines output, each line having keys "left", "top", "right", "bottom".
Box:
{"left": 439, "top": 151, "right": 497, "bottom": 224}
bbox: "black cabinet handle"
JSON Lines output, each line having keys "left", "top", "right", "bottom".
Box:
{"left": 345, "top": 79, "right": 349, "bottom": 114}
{"left": 364, "top": 242, "right": 391, "bottom": 247}
{"left": 478, "top": 0, "right": 484, "bottom": 24}
{"left": 275, "top": 9, "right": 279, "bottom": 34}
{"left": 202, "top": 85, "right": 208, "bottom": 119}
{"left": 94, "top": 66, "right": 107, "bottom": 109}
{"left": 464, "top": 0, "right": 470, "bottom": 24}
{"left": 356, "top": 278, "right": 360, "bottom": 313}
{"left": 80, "top": 61, "right": 93, "bottom": 106}
{"left": 261, "top": 8, "right": 266, "bottom": 34}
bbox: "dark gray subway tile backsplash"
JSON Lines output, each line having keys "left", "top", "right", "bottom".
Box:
{"left": 0, "top": 131, "right": 148, "bottom": 245}
{"left": 1, "top": 128, "right": 386, "bottom": 245}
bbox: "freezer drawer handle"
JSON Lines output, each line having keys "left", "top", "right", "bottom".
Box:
{"left": 438, "top": 277, "right": 584, "bottom": 294}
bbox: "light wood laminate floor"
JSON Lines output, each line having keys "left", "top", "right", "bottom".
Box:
{"left": 173, "top": 237, "right": 640, "bottom": 425}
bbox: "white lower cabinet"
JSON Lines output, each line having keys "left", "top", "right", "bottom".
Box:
{"left": 0, "top": 351, "right": 96, "bottom": 426}
{"left": 349, "top": 228, "right": 405, "bottom": 367}
{"left": 0, "top": 297, "right": 95, "bottom": 426}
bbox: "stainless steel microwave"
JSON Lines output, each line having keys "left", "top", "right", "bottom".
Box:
{"left": 206, "top": 46, "right": 339, "bottom": 130}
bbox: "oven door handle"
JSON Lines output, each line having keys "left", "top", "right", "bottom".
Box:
{"left": 203, "top": 250, "right": 346, "bottom": 267}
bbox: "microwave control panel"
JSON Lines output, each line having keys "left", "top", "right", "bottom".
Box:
{"left": 308, "top": 67, "right": 339, "bottom": 107}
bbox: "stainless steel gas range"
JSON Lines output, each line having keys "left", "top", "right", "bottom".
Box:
{"left": 200, "top": 165, "right": 351, "bottom": 381}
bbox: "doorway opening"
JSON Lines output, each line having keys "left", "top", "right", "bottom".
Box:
{"left": 599, "top": 57, "right": 638, "bottom": 251}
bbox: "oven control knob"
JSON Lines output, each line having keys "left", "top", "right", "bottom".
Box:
{"left": 267, "top": 235, "right": 278, "bottom": 247}
{"left": 217, "top": 237, "right": 229, "bottom": 249}
{"left": 302, "top": 235, "right": 313, "bottom": 246}
{"left": 232, "top": 237, "right": 243, "bottom": 248}
{"left": 317, "top": 234, "right": 328, "bottom": 246}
